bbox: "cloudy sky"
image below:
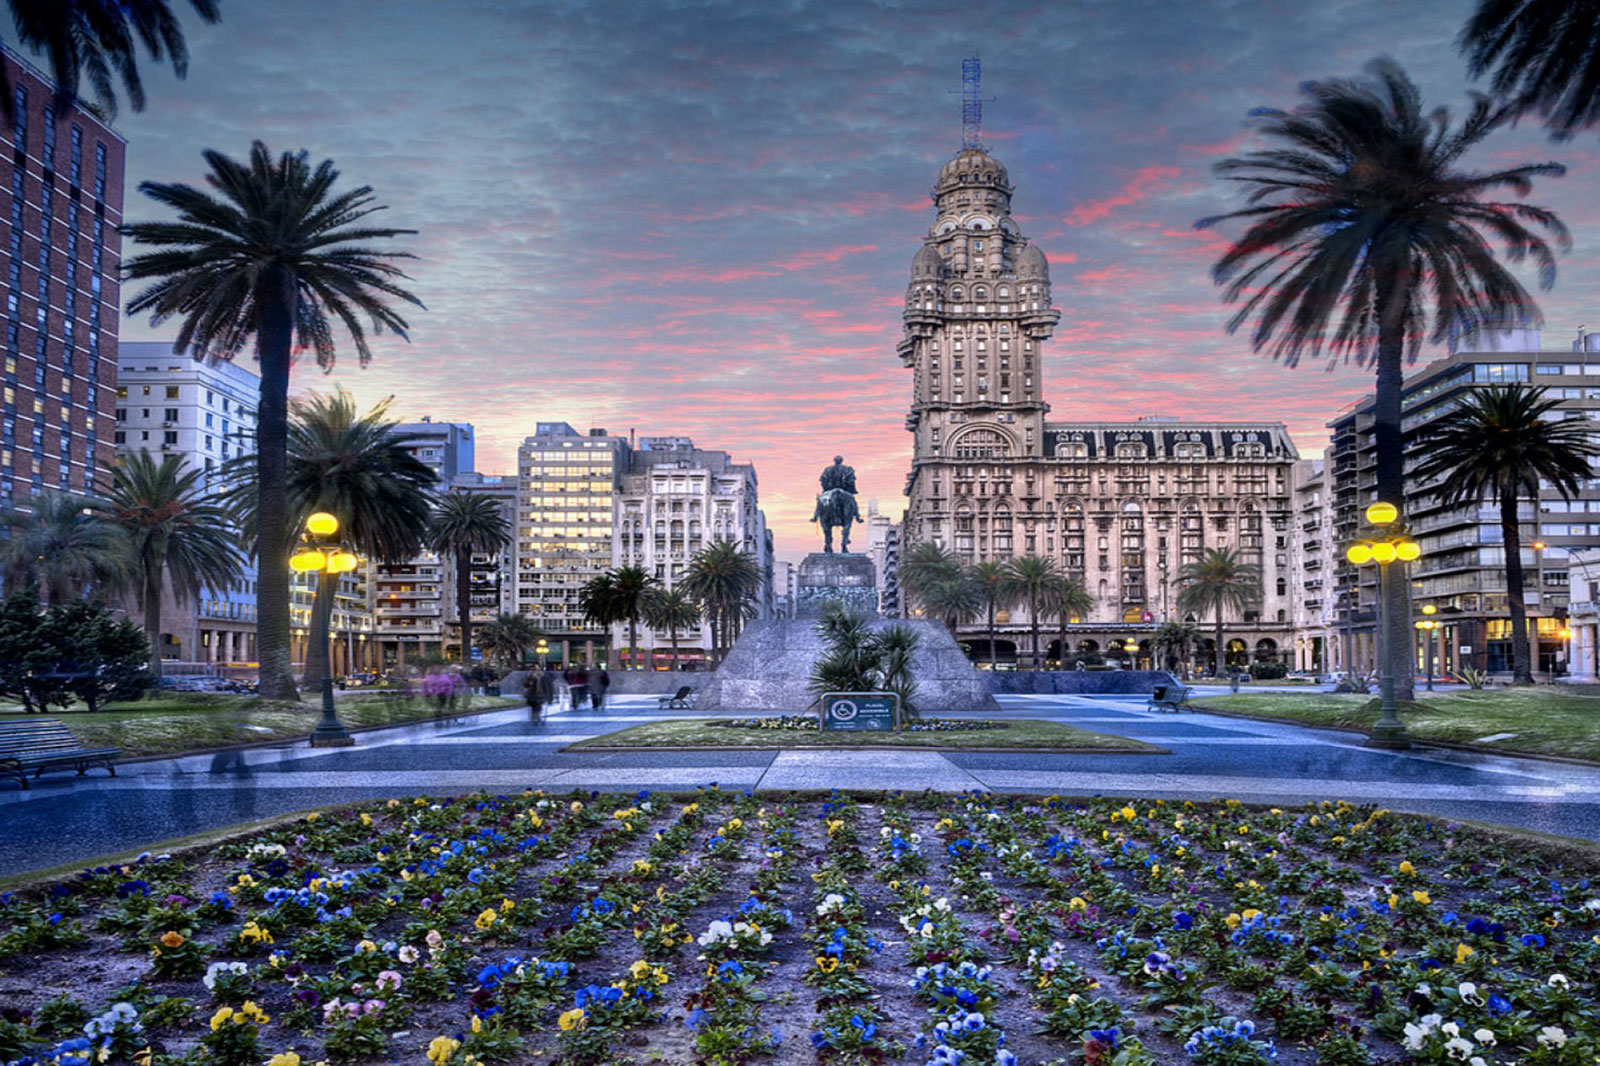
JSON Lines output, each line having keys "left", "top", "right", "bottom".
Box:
{"left": 105, "top": 0, "right": 1600, "bottom": 560}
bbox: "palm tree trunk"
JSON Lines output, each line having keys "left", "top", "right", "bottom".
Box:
{"left": 628, "top": 612, "right": 639, "bottom": 671}
{"left": 1031, "top": 593, "right": 1043, "bottom": 670}
{"left": 305, "top": 570, "right": 335, "bottom": 688}
{"left": 1058, "top": 612, "right": 1068, "bottom": 671}
{"left": 987, "top": 597, "right": 996, "bottom": 669}
{"left": 143, "top": 570, "right": 164, "bottom": 679}
{"left": 1373, "top": 289, "right": 1416, "bottom": 701}
{"left": 1501, "top": 483, "right": 1535, "bottom": 684}
{"left": 255, "top": 268, "right": 299, "bottom": 701}
{"left": 456, "top": 547, "right": 473, "bottom": 666}
{"left": 1214, "top": 608, "right": 1226, "bottom": 678}
{"left": 669, "top": 624, "right": 679, "bottom": 671}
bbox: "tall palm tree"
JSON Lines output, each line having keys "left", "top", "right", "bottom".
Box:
{"left": 226, "top": 390, "right": 438, "bottom": 687}
{"left": 0, "top": 493, "right": 125, "bottom": 604}
{"left": 919, "top": 571, "right": 981, "bottom": 639}
{"left": 1177, "top": 548, "right": 1262, "bottom": 678}
{"left": 1461, "top": 0, "right": 1600, "bottom": 139}
{"left": 1153, "top": 620, "right": 1203, "bottom": 678}
{"left": 107, "top": 451, "right": 240, "bottom": 676}
{"left": 1047, "top": 575, "right": 1094, "bottom": 670}
{"left": 579, "top": 566, "right": 659, "bottom": 670}
{"left": 642, "top": 587, "right": 700, "bottom": 672}
{"left": 478, "top": 612, "right": 541, "bottom": 670}
{"left": 968, "top": 560, "right": 1015, "bottom": 667}
{"left": 123, "top": 142, "right": 422, "bottom": 700}
{"left": 681, "top": 539, "right": 762, "bottom": 664}
{"left": 428, "top": 493, "right": 510, "bottom": 667}
{"left": 1001, "top": 555, "right": 1062, "bottom": 670}
{"left": 1198, "top": 58, "right": 1566, "bottom": 700}
{"left": 2, "top": 0, "right": 220, "bottom": 122}
{"left": 898, "top": 542, "right": 965, "bottom": 617}
{"left": 1412, "top": 384, "right": 1599, "bottom": 684}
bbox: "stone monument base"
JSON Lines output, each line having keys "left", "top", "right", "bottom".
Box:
{"left": 795, "top": 552, "right": 877, "bottom": 617}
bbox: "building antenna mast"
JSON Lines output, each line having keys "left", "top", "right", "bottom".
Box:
{"left": 953, "top": 56, "right": 992, "bottom": 150}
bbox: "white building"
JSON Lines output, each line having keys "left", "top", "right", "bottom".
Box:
{"left": 450, "top": 471, "right": 518, "bottom": 656}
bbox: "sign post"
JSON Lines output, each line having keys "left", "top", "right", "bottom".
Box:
{"left": 821, "top": 692, "right": 900, "bottom": 733}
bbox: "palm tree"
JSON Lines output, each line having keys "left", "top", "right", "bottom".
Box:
{"left": 1153, "top": 620, "right": 1203, "bottom": 679}
{"left": 1198, "top": 58, "right": 1566, "bottom": 699}
{"left": 107, "top": 451, "right": 240, "bottom": 677}
{"left": 1001, "top": 556, "right": 1062, "bottom": 670}
{"left": 919, "top": 571, "right": 981, "bottom": 639}
{"left": 478, "top": 612, "right": 541, "bottom": 670}
{"left": 898, "top": 541, "right": 965, "bottom": 622}
{"left": 123, "top": 142, "right": 422, "bottom": 700}
{"left": 429, "top": 493, "right": 510, "bottom": 668}
{"left": 1177, "top": 548, "right": 1262, "bottom": 678}
{"left": 1047, "top": 575, "right": 1094, "bottom": 670}
{"left": 642, "top": 587, "right": 700, "bottom": 672}
{"left": 968, "top": 561, "right": 1015, "bottom": 667}
{"left": 2, "top": 0, "right": 220, "bottom": 122}
{"left": 1412, "top": 384, "right": 1599, "bottom": 684}
{"left": 0, "top": 493, "right": 125, "bottom": 604}
{"left": 1461, "top": 0, "right": 1600, "bottom": 138}
{"left": 225, "top": 390, "right": 437, "bottom": 687}
{"left": 681, "top": 539, "right": 762, "bottom": 664}
{"left": 579, "top": 566, "right": 659, "bottom": 670}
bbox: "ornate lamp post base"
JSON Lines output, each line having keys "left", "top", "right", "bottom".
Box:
{"left": 1364, "top": 720, "right": 1412, "bottom": 750}
{"left": 309, "top": 675, "right": 355, "bottom": 747}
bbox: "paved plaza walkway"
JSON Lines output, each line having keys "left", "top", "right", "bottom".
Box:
{"left": 3, "top": 692, "right": 1599, "bottom": 878}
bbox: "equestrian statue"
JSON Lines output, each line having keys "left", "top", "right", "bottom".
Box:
{"left": 811, "top": 455, "right": 862, "bottom": 553}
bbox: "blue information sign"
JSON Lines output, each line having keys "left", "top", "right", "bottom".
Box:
{"left": 822, "top": 692, "right": 900, "bottom": 732}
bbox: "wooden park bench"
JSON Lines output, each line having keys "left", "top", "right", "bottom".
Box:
{"left": 656, "top": 685, "right": 697, "bottom": 710}
{"left": 0, "top": 718, "right": 121, "bottom": 790}
{"left": 1146, "top": 681, "right": 1191, "bottom": 714}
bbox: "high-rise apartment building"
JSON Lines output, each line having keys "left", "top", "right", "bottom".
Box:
{"left": 114, "top": 342, "right": 260, "bottom": 666}
{"left": 1325, "top": 325, "right": 1600, "bottom": 678}
{"left": 1289, "top": 458, "right": 1340, "bottom": 675}
{"left": 449, "top": 471, "right": 518, "bottom": 655}
{"left": 863, "top": 501, "right": 901, "bottom": 616}
{"left": 2, "top": 47, "right": 125, "bottom": 504}
{"left": 612, "top": 435, "right": 771, "bottom": 668}
{"left": 515, "top": 422, "right": 627, "bottom": 667}
{"left": 897, "top": 144, "right": 1298, "bottom": 667}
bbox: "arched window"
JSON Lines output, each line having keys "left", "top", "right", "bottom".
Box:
{"left": 1055, "top": 441, "right": 1088, "bottom": 458}
{"left": 949, "top": 427, "right": 1013, "bottom": 459}
{"left": 1114, "top": 442, "right": 1148, "bottom": 459}
{"left": 1174, "top": 441, "right": 1205, "bottom": 459}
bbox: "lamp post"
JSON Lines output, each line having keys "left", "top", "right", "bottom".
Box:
{"left": 1415, "top": 604, "right": 1440, "bottom": 692}
{"left": 1345, "top": 501, "right": 1417, "bottom": 750}
{"left": 291, "top": 512, "right": 359, "bottom": 748}
{"left": 535, "top": 638, "right": 549, "bottom": 668}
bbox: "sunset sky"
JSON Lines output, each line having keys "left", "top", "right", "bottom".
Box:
{"left": 108, "top": 0, "right": 1600, "bottom": 561}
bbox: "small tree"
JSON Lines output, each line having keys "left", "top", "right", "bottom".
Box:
{"left": 0, "top": 591, "right": 51, "bottom": 712}
{"left": 642, "top": 588, "right": 700, "bottom": 671}
{"left": 49, "top": 601, "right": 154, "bottom": 712}
{"left": 807, "top": 604, "right": 921, "bottom": 722}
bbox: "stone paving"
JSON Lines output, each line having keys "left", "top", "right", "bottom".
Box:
{"left": 2, "top": 691, "right": 1599, "bottom": 878}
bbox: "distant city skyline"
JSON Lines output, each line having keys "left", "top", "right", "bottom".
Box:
{"left": 105, "top": 0, "right": 1600, "bottom": 558}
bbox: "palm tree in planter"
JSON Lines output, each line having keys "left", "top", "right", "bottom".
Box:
{"left": 642, "top": 587, "right": 700, "bottom": 671}
{"left": 0, "top": 493, "right": 126, "bottom": 604}
{"left": 1047, "top": 575, "right": 1094, "bottom": 670}
{"left": 1198, "top": 58, "right": 1567, "bottom": 700}
{"left": 1001, "top": 555, "right": 1062, "bottom": 670}
{"left": 227, "top": 391, "right": 437, "bottom": 687}
{"left": 1153, "top": 620, "right": 1203, "bottom": 678}
{"left": 123, "top": 142, "right": 421, "bottom": 699}
{"left": 108, "top": 452, "right": 241, "bottom": 676}
{"left": 1177, "top": 548, "right": 1262, "bottom": 679}
{"left": 1461, "top": 0, "right": 1600, "bottom": 139}
{"left": 1412, "top": 384, "right": 1599, "bottom": 684}
{"left": 682, "top": 539, "right": 762, "bottom": 664}
{"left": 429, "top": 493, "right": 510, "bottom": 667}
{"left": 479, "top": 612, "right": 541, "bottom": 670}
{"left": 968, "top": 560, "right": 1016, "bottom": 667}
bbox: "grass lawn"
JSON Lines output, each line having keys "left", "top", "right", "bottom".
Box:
{"left": 0, "top": 691, "right": 521, "bottom": 757}
{"left": 1191, "top": 688, "right": 1600, "bottom": 761}
{"left": 568, "top": 716, "right": 1163, "bottom": 751}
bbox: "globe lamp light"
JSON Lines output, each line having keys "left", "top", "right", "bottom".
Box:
{"left": 1395, "top": 540, "right": 1421, "bottom": 562}
{"left": 1365, "top": 501, "right": 1399, "bottom": 526}
{"left": 1346, "top": 544, "right": 1373, "bottom": 565}
{"left": 306, "top": 512, "right": 340, "bottom": 537}
{"left": 290, "top": 549, "right": 327, "bottom": 573}
{"left": 1370, "top": 542, "right": 1398, "bottom": 564}
{"left": 326, "top": 551, "right": 360, "bottom": 574}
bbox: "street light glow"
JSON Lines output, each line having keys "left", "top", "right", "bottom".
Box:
{"left": 1370, "top": 542, "right": 1398, "bottom": 564}
{"left": 1365, "top": 501, "right": 1399, "bottom": 525}
{"left": 290, "top": 549, "right": 328, "bottom": 572}
{"left": 1346, "top": 544, "right": 1373, "bottom": 565}
{"left": 306, "top": 512, "right": 340, "bottom": 537}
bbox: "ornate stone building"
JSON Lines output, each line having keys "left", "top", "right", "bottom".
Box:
{"left": 898, "top": 147, "right": 1298, "bottom": 669}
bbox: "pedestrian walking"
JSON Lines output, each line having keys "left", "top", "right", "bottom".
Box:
{"left": 591, "top": 667, "right": 611, "bottom": 711}
{"left": 565, "top": 664, "right": 589, "bottom": 709}
{"left": 525, "top": 665, "right": 555, "bottom": 723}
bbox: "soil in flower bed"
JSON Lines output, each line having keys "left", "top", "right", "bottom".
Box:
{"left": 568, "top": 718, "right": 1164, "bottom": 751}
{"left": 0, "top": 792, "right": 1597, "bottom": 1066}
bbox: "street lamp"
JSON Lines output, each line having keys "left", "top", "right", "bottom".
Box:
{"left": 1415, "top": 604, "right": 1441, "bottom": 692}
{"left": 292, "top": 511, "right": 359, "bottom": 748}
{"left": 1345, "top": 501, "right": 1418, "bottom": 750}
{"left": 535, "top": 638, "right": 549, "bottom": 667}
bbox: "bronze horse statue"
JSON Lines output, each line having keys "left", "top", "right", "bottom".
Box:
{"left": 811, "top": 487, "right": 861, "bottom": 553}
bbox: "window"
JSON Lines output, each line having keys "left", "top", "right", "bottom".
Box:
{"left": 165, "top": 386, "right": 179, "bottom": 399}
{"left": 163, "top": 408, "right": 178, "bottom": 421}
{"left": 163, "top": 431, "right": 178, "bottom": 446}
{"left": 1474, "top": 363, "right": 1529, "bottom": 383}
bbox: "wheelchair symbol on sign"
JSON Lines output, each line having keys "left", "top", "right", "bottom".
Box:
{"left": 831, "top": 699, "right": 859, "bottom": 721}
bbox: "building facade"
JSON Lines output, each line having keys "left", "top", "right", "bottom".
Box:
{"left": 1289, "top": 458, "right": 1342, "bottom": 675}
{"left": 1325, "top": 325, "right": 1600, "bottom": 680}
{"left": 514, "top": 422, "right": 627, "bottom": 667}
{"left": 2, "top": 47, "right": 125, "bottom": 505}
{"left": 611, "top": 435, "right": 771, "bottom": 668}
{"left": 114, "top": 342, "right": 260, "bottom": 666}
{"left": 897, "top": 145, "right": 1298, "bottom": 666}
{"left": 449, "top": 471, "right": 518, "bottom": 658}
{"left": 863, "top": 501, "right": 901, "bottom": 616}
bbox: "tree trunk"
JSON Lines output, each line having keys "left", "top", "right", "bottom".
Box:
{"left": 986, "top": 597, "right": 996, "bottom": 668}
{"left": 1031, "top": 593, "right": 1043, "bottom": 670}
{"left": 254, "top": 268, "right": 299, "bottom": 701}
{"left": 143, "top": 569, "right": 164, "bottom": 679}
{"left": 1214, "top": 609, "right": 1226, "bottom": 678}
{"left": 1373, "top": 286, "right": 1415, "bottom": 701}
{"left": 1501, "top": 482, "right": 1535, "bottom": 684}
{"left": 669, "top": 625, "right": 679, "bottom": 671}
{"left": 456, "top": 546, "right": 473, "bottom": 666}
{"left": 304, "top": 570, "right": 335, "bottom": 689}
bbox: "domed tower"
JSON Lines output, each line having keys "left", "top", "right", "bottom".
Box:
{"left": 898, "top": 139, "right": 1061, "bottom": 559}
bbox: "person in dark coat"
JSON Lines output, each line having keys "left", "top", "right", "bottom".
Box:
{"left": 565, "top": 665, "right": 589, "bottom": 709}
{"left": 591, "top": 667, "right": 611, "bottom": 710}
{"left": 525, "top": 666, "right": 555, "bottom": 723}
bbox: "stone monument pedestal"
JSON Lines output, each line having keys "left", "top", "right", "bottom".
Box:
{"left": 796, "top": 552, "right": 877, "bottom": 617}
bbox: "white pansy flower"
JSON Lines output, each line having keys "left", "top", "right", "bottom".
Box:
{"left": 1538, "top": 1027, "right": 1568, "bottom": 1047}
{"left": 1473, "top": 1029, "right": 1495, "bottom": 1047}
{"left": 1443, "top": 1037, "right": 1474, "bottom": 1060}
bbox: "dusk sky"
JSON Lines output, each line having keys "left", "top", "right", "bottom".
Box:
{"left": 108, "top": 0, "right": 1600, "bottom": 561}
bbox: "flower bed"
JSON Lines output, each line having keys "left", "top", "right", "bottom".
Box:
{"left": 0, "top": 791, "right": 1597, "bottom": 1065}
{"left": 714, "top": 715, "right": 1005, "bottom": 732}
